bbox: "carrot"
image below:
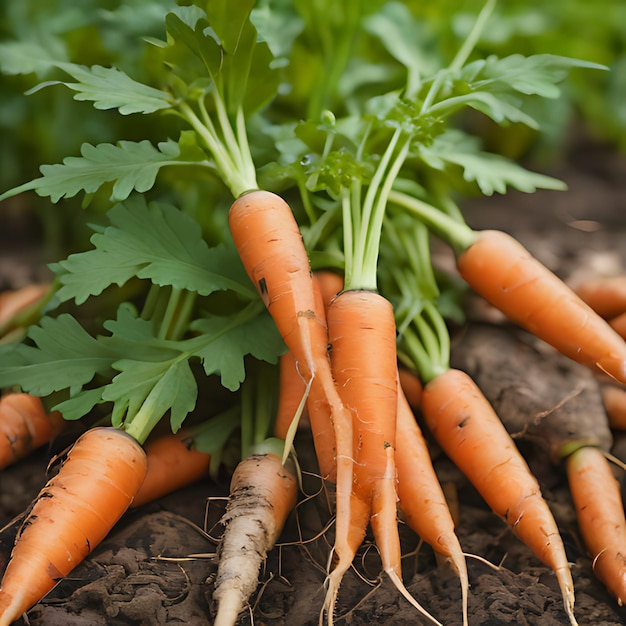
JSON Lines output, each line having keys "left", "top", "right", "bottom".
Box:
{"left": 228, "top": 190, "right": 355, "bottom": 604}
{"left": 213, "top": 452, "right": 298, "bottom": 626}
{"left": 313, "top": 270, "right": 344, "bottom": 308}
{"left": 325, "top": 289, "right": 440, "bottom": 624}
{"left": 601, "top": 383, "right": 626, "bottom": 431}
{"left": 228, "top": 191, "right": 330, "bottom": 386}
{"left": 398, "top": 367, "right": 423, "bottom": 410}
{"left": 573, "top": 275, "right": 626, "bottom": 320}
{"left": 0, "top": 284, "right": 51, "bottom": 338}
{"left": 449, "top": 322, "right": 614, "bottom": 460}
{"left": 130, "top": 431, "right": 211, "bottom": 508}
{"left": 566, "top": 445, "right": 626, "bottom": 605}
{"left": 421, "top": 368, "right": 577, "bottom": 626}
{"left": 395, "top": 380, "right": 469, "bottom": 626}
{"left": 0, "top": 426, "right": 147, "bottom": 625}
{"left": 609, "top": 312, "right": 626, "bottom": 341}
{"left": 0, "top": 393, "right": 65, "bottom": 470}
{"left": 456, "top": 230, "right": 626, "bottom": 384}
{"left": 273, "top": 351, "right": 308, "bottom": 440}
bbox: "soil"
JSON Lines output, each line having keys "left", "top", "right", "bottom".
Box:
{"left": 2, "top": 133, "right": 626, "bottom": 625}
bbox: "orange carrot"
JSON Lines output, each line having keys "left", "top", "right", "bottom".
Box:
{"left": 0, "top": 427, "right": 147, "bottom": 625}
{"left": 325, "top": 290, "right": 439, "bottom": 624}
{"left": 395, "top": 380, "right": 468, "bottom": 626}
{"left": 601, "top": 384, "right": 626, "bottom": 430}
{"left": 228, "top": 191, "right": 330, "bottom": 386}
{"left": 313, "top": 270, "right": 344, "bottom": 308}
{"left": 421, "top": 368, "right": 577, "bottom": 626}
{"left": 273, "top": 351, "right": 308, "bottom": 440}
{"left": 456, "top": 230, "right": 626, "bottom": 383}
{"left": 228, "top": 190, "right": 355, "bottom": 600}
{"left": 573, "top": 275, "right": 626, "bottom": 320}
{"left": 0, "top": 393, "right": 65, "bottom": 470}
{"left": 130, "top": 431, "right": 211, "bottom": 508}
{"left": 398, "top": 367, "right": 424, "bottom": 410}
{"left": 566, "top": 445, "right": 626, "bottom": 605}
{"left": 609, "top": 312, "right": 626, "bottom": 341}
{"left": 0, "top": 284, "right": 51, "bottom": 337}
{"left": 213, "top": 452, "right": 298, "bottom": 626}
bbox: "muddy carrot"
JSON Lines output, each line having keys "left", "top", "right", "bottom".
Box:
{"left": 0, "top": 427, "right": 147, "bottom": 625}
{"left": 213, "top": 452, "right": 298, "bottom": 626}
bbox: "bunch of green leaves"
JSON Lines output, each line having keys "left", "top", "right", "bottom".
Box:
{"left": 0, "top": 0, "right": 610, "bottom": 456}
{"left": 0, "top": 195, "right": 284, "bottom": 444}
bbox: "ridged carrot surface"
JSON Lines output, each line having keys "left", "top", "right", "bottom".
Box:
{"left": 457, "top": 230, "right": 626, "bottom": 383}
{"left": 0, "top": 427, "right": 147, "bottom": 626}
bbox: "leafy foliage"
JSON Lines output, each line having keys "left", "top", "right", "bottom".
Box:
{"left": 0, "top": 0, "right": 615, "bottom": 451}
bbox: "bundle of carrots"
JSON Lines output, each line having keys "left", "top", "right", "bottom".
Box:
{"left": 1, "top": 1, "right": 625, "bottom": 625}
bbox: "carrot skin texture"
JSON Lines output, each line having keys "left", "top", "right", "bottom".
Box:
{"left": 228, "top": 190, "right": 354, "bottom": 587}
{"left": 609, "top": 312, "right": 626, "bottom": 341}
{"left": 457, "top": 230, "right": 626, "bottom": 383}
{"left": 327, "top": 290, "right": 398, "bottom": 494}
{"left": 398, "top": 368, "right": 423, "bottom": 411}
{"left": 213, "top": 453, "right": 298, "bottom": 626}
{"left": 395, "top": 382, "right": 466, "bottom": 570}
{"left": 0, "top": 427, "right": 147, "bottom": 625}
{"left": 0, "top": 394, "right": 65, "bottom": 469}
{"left": 573, "top": 276, "right": 626, "bottom": 320}
{"left": 273, "top": 351, "right": 308, "bottom": 440}
{"left": 228, "top": 191, "right": 327, "bottom": 382}
{"left": 601, "top": 384, "right": 626, "bottom": 430}
{"left": 566, "top": 446, "right": 626, "bottom": 605}
{"left": 326, "top": 290, "right": 403, "bottom": 593}
{"left": 421, "top": 368, "right": 576, "bottom": 624}
{"left": 131, "top": 432, "right": 210, "bottom": 508}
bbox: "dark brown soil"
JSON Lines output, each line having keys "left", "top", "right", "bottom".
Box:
{"left": 2, "top": 135, "right": 626, "bottom": 625}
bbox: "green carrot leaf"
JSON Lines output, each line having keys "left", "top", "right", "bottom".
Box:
{"left": 460, "top": 53, "right": 607, "bottom": 99}
{"left": 418, "top": 129, "right": 566, "bottom": 195}
{"left": 0, "top": 137, "right": 208, "bottom": 203}
{"left": 190, "top": 304, "right": 285, "bottom": 391}
{"left": 0, "top": 40, "right": 65, "bottom": 76}
{"left": 52, "top": 196, "right": 254, "bottom": 304}
{"left": 0, "top": 314, "right": 118, "bottom": 396}
{"left": 29, "top": 63, "right": 174, "bottom": 115}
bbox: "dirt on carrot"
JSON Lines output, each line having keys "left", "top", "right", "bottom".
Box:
{"left": 212, "top": 452, "right": 298, "bottom": 626}
{"left": 0, "top": 427, "right": 147, "bottom": 626}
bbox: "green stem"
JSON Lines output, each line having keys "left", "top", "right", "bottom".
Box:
{"left": 420, "top": 0, "right": 496, "bottom": 114}
{"left": 388, "top": 189, "right": 477, "bottom": 255}
{"left": 169, "top": 290, "right": 197, "bottom": 341}
{"left": 341, "top": 188, "right": 353, "bottom": 288}
{"left": 449, "top": 0, "right": 496, "bottom": 73}
{"left": 158, "top": 287, "right": 182, "bottom": 340}
{"left": 361, "top": 137, "right": 411, "bottom": 286}
{"left": 140, "top": 283, "right": 161, "bottom": 321}
{"left": 350, "top": 127, "right": 406, "bottom": 290}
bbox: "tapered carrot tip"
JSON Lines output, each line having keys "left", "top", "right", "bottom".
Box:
{"left": 567, "top": 446, "right": 626, "bottom": 605}
{"left": 0, "top": 427, "right": 147, "bottom": 625}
